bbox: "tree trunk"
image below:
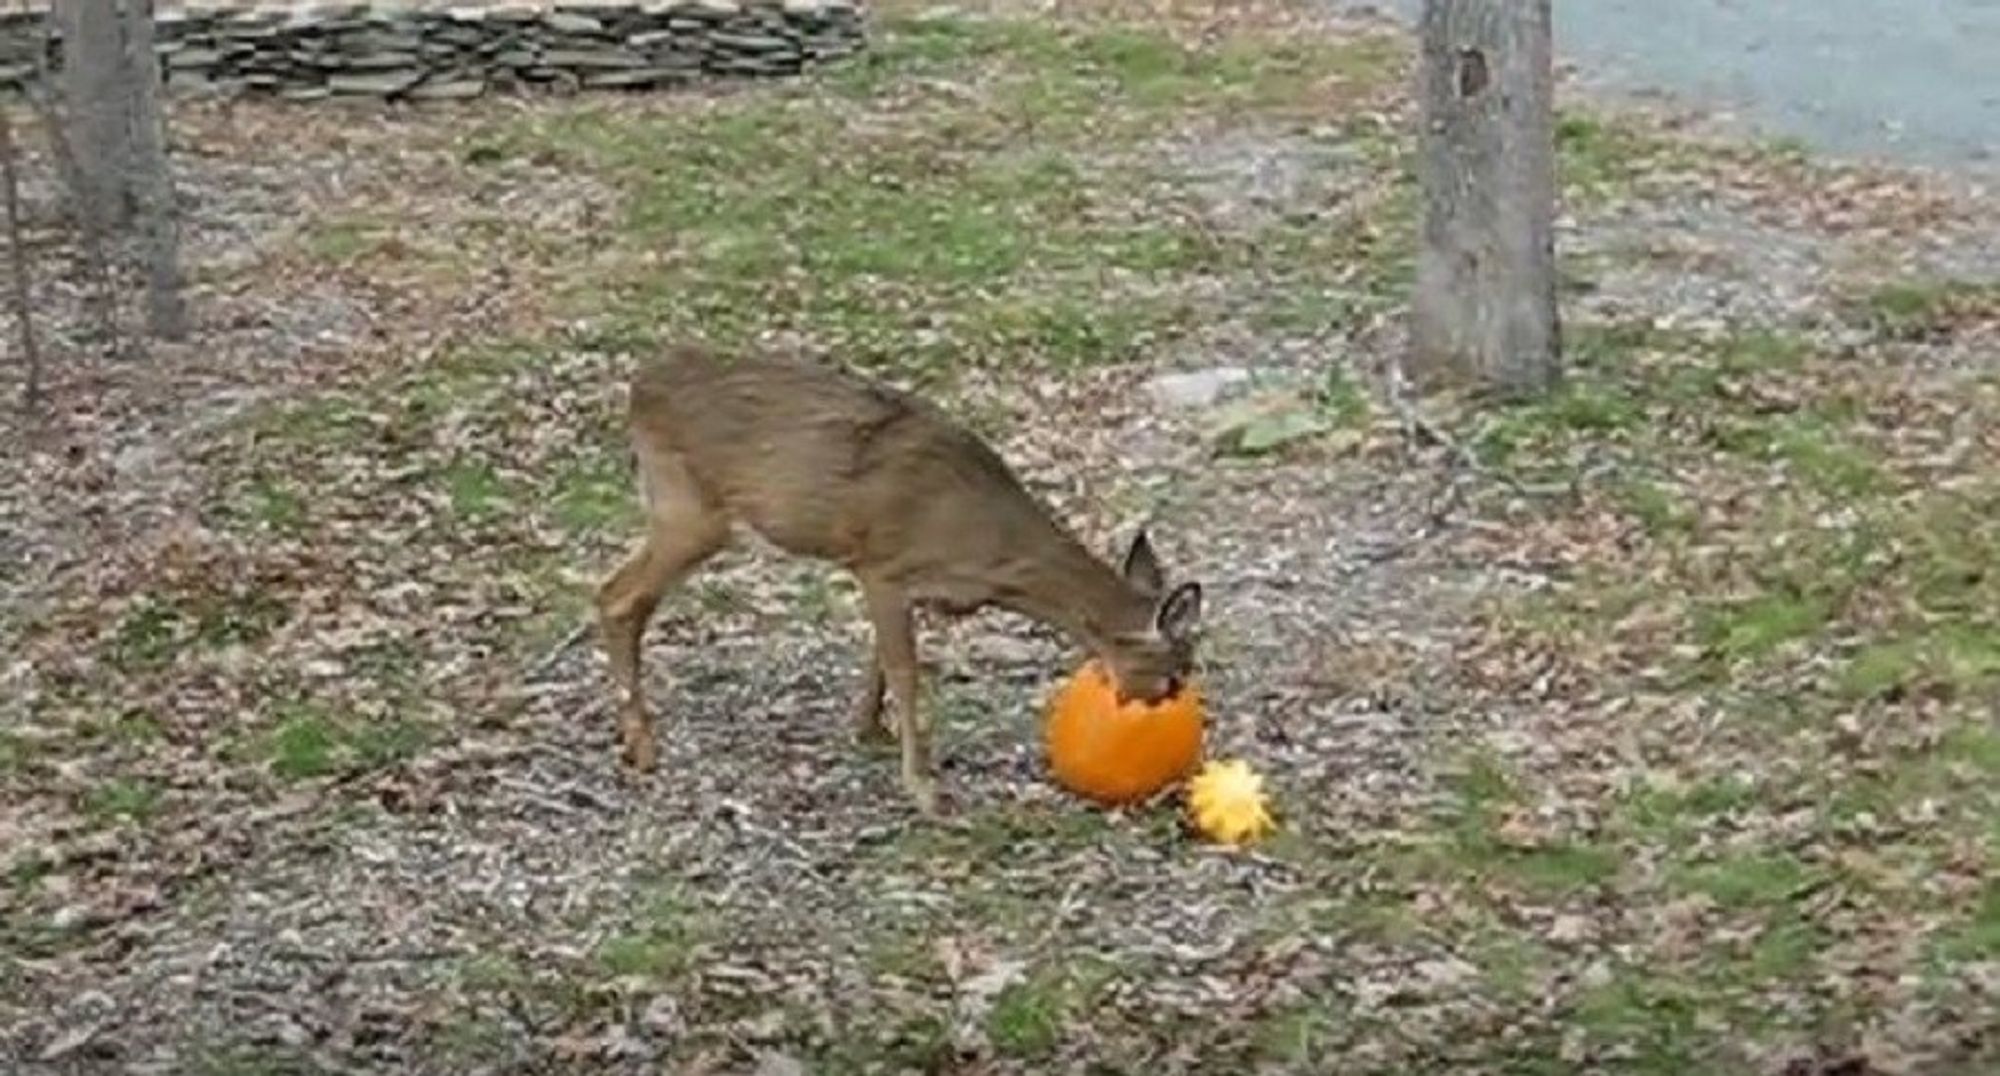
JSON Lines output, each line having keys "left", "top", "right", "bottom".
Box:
{"left": 0, "top": 107, "right": 41, "bottom": 407}
{"left": 122, "top": 0, "right": 187, "bottom": 340}
{"left": 1409, "top": 0, "right": 1560, "bottom": 399}
{"left": 57, "top": 0, "right": 137, "bottom": 234}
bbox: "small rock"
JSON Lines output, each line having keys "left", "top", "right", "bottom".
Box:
{"left": 754, "top": 1052, "right": 807, "bottom": 1076}
{"left": 1413, "top": 956, "right": 1477, "bottom": 991}
{"left": 641, "top": 995, "right": 682, "bottom": 1034}
{"left": 341, "top": 50, "right": 421, "bottom": 71}
{"left": 583, "top": 67, "right": 694, "bottom": 88}
{"left": 165, "top": 47, "right": 222, "bottom": 69}
{"left": 543, "top": 12, "right": 605, "bottom": 35}
{"left": 1547, "top": 914, "right": 1594, "bottom": 944}
{"left": 407, "top": 76, "right": 487, "bottom": 100}
{"left": 1146, "top": 366, "right": 1251, "bottom": 408}
{"left": 543, "top": 48, "right": 646, "bottom": 68}
{"left": 348, "top": 31, "right": 423, "bottom": 52}
{"left": 328, "top": 69, "right": 424, "bottom": 95}
{"left": 707, "top": 31, "right": 796, "bottom": 54}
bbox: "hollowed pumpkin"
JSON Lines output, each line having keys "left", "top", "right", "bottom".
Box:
{"left": 1043, "top": 658, "right": 1205, "bottom": 806}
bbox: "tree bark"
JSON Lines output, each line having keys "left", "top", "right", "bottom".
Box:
{"left": 56, "top": 0, "right": 137, "bottom": 233}
{"left": 122, "top": 0, "right": 187, "bottom": 340}
{"left": 0, "top": 106, "right": 41, "bottom": 407}
{"left": 1409, "top": 0, "right": 1560, "bottom": 399}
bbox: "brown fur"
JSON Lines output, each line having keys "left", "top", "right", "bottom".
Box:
{"left": 596, "top": 343, "right": 1202, "bottom": 815}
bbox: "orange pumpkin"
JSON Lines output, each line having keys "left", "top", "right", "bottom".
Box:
{"left": 1043, "top": 658, "right": 1205, "bottom": 806}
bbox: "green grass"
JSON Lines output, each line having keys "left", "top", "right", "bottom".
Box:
{"left": 1567, "top": 971, "right": 1706, "bottom": 1073}
{"left": 1253, "top": 1003, "right": 1345, "bottom": 1067}
{"left": 0, "top": 730, "right": 28, "bottom": 775}
{"left": 986, "top": 976, "right": 1067, "bottom": 1058}
{"left": 982, "top": 962, "right": 1115, "bottom": 1060}
{"left": 261, "top": 701, "right": 430, "bottom": 782}
{"left": 442, "top": 460, "right": 511, "bottom": 522}
{"left": 550, "top": 456, "right": 637, "bottom": 535}
{"left": 110, "top": 590, "right": 291, "bottom": 669}
{"left": 1612, "top": 478, "right": 1696, "bottom": 536}
{"left": 1452, "top": 302, "right": 1998, "bottom": 1067}
{"left": 19, "top": 8, "right": 1989, "bottom": 1072}
{"left": 818, "top": 1013, "right": 956, "bottom": 1074}
{"left": 466, "top": 15, "right": 1409, "bottom": 382}
{"left": 1556, "top": 113, "right": 1681, "bottom": 203}
{"left": 1695, "top": 591, "right": 1828, "bottom": 665}
{"left": 885, "top": 803, "right": 1123, "bottom": 865}
{"left": 83, "top": 778, "right": 161, "bottom": 825}
{"left": 187, "top": 1046, "right": 321, "bottom": 1076}
{"left": 301, "top": 216, "right": 383, "bottom": 263}
{"left": 596, "top": 888, "right": 707, "bottom": 982}
{"left": 1766, "top": 417, "right": 1885, "bottom": 497}
{"left": 1840, "top": 625, "right": 2000, "bottom": 700}
{"left": 1672, "top": 853, "right": 1812, "bottom": 910}
{"left": 270, "top": 713, "right": 338, "bottom": 780}
{"left": 1616, "top": 775, "right": 1758, "bottom": 841}
{"left": 1934, "top": 882, "right": 2000, "bottom": 961}
{"left": 236, "top": 476, "right": 309, "bottom": 535}
{"left": 1850, "top": 277, "right": 2000, "bottom": 340}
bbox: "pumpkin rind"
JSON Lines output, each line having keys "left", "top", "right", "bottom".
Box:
{"left": 1043, "top": 658, "right": 1205, "bottom": 806}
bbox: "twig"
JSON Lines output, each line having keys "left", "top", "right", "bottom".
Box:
{"left": 528, "top": 618, "right": 595, "bottom": 680}
{"left": 0, "top": 104, "right": 39, "bottom": 408}
{"left": 1376, "top": 355, "right": 1575, "bottom": 516}
{"left": 1381, "top": 359, "right": 1489, "bottom": 480}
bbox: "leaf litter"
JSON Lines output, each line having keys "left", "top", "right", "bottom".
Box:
{"left": 3, "top": 2, "right": 1999, "bottom": 1072}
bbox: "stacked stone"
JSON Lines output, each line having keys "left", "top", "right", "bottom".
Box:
{"left": 0, "top": 1, "right": 865, "bottom": 101}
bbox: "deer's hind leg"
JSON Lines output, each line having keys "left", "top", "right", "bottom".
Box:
{"left": 596, "top": 446, "right": 728, "bottom": 773}
{"left": 856, "top": 576, "right": 941, "bottom": 816}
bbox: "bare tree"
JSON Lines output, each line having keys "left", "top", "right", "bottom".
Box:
{"left": 55, "top": 0, "right": 133, "bottom": 232}
{"left": 25, "top": 0, "right": 123, "bottom": 355}
{"left": 1409, "top": 0, "right": 1560, "bottom": 398}
{"left": 122, "top": 0, "right": 187, "bottom": 341}
{"left": 29, "top": 0, "right": 189, "bottom": 351}
{"left": 0, "top": 105, "right": 40, "bottom": 406}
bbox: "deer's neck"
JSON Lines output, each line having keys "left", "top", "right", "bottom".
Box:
{"left": 1000, "top": 533, "right": 1151, "bottom": 655}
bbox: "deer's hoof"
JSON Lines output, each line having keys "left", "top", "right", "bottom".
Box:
{"left": 620, "top": 732, "right": 658, "bottom": 773}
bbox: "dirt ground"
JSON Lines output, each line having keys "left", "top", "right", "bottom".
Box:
{"left": 3, "top": 3, "right": 1998, "bottom": 1074}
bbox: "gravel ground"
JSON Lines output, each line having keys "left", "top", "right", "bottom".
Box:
{"left": 4, "top": 6, "right": 1998, "bottom": 1072}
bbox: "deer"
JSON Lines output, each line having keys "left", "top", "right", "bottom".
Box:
{"left": 595, "top": 343, "right": 1204, "bottom": 817}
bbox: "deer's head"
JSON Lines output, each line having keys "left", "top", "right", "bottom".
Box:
{"left": 1100, "top": 529, "right": 1204, "bottom": 704}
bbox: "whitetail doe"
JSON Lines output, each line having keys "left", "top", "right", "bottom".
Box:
{"left": 596, "top": 344, "right": 1203, "bottom": 816}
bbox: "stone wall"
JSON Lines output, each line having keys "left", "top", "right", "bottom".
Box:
{"left": 0, "top": 1, "right": 866, "bottom": 101}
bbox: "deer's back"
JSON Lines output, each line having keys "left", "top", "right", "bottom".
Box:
{"left": 630, "top": 347, "right": 1060, "bottom": 578}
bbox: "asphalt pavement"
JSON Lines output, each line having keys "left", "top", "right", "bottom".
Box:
{"left": 1334, "top": 0, "right": 2000, "bottom": 172}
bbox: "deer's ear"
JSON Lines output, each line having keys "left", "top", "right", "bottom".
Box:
{"left": 1121, "top": 529, "right": 1166, "bottom": 597}
{"left": 1155, "top": 581, "right": 1202, "bottom": 642}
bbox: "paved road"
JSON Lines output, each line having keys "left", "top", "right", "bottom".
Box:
{"left": 1338, "top": 0, "right": 2000, "bottom": 171}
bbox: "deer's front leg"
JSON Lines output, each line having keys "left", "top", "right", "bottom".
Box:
{"left": 859, "top": 578, "right": 941, "bottom": 817}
